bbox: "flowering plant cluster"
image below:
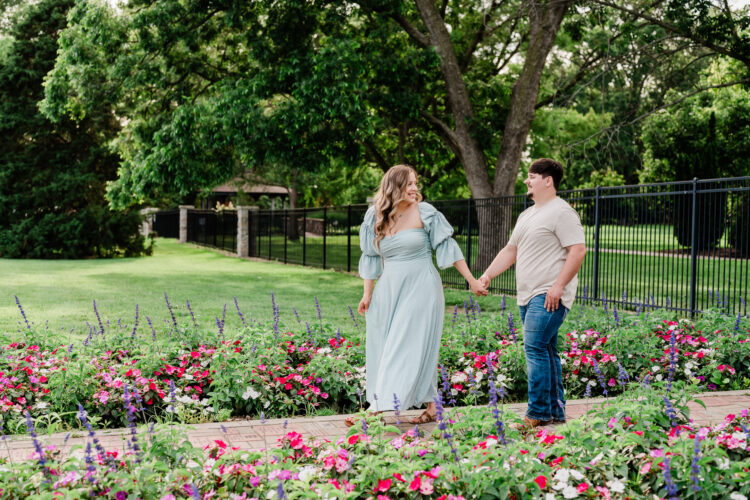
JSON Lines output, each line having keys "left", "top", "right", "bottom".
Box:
{"left": 3, "top": 383, "right": 750, "bottom": 499}
{"left": 1, "top": 298, "right": 749, "bottom": 433}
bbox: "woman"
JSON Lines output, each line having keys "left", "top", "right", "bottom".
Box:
{"left": 351, "top": 165, "right": 486, "bottom": 425}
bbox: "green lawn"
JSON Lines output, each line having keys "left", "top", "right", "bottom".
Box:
{"left": 1, "top": 239, "right": 505, "bottom": 338}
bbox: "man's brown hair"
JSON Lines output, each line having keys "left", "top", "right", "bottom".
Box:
{"left": 529, "top": 158, "right": 564, "bottom": 190}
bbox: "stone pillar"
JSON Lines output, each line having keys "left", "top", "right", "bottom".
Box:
{"left": 237, "top": 206, "right": 249, "bottom": 257}
{"left": 179, "top": 205, "right": 193, "bottom": 243}
{"left": 139, "top": 207, "right": 158, "bottom": 237}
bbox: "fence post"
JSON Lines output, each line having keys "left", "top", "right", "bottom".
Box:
{"left": 179, "top": 205, "right": 193, "bottom": 243}
{"left": 347, "top": 205, "right": 352, "bottom": 273}
{"left": 592, "top": 188, "right": 601, "bottom": 302}
{"left": 237, "top": 206, "right": 249, "bottom": 257}
{"left": 466, "top": 199, "right": 472, "bottom": 287}
{"left": 303, "top": 210, "right": 307, "bottom": 266}
{"left": 284, "top": 208, "right": 288, "bottom": 264}
{"left": 323, "top": 206, "right": 328, "bottom": 270}
{"left": 689, "top": 178, "right": 699, "bottom": 317}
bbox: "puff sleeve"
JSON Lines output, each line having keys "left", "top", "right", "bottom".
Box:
{"left": 419, "top": 202, "right": 464, "bottom": 269}
{"left": 358, "top": 206, "right": 383, "bottom": 279}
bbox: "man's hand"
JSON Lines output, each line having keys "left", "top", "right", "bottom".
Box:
{"left": 478, "top": 274, "right": 491, "bottom": 289}
{"left": 545, "top": 283, "right": 563, "bottom": 311}
{"left": 358, "top": 295, "right": 372, "bottom": 315}
{"left": 470, "top": 279, "right": 488, "bottom": 297}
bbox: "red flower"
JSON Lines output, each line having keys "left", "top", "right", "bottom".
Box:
{"left": 534, "top": 475, "right": 547, "bottom": 489}
{"left": 577, "top": 483, "right": 589, "bottom": 493}
{"left": 409, "top": 476, "right": 421, "bottom": 491}
{"left": 551, "top": 456, "right": 564, "bottom": 466}
{"left": 214, "top": 440, "right": 227, "bottom": 449}
{"left": 377, "top": 479, "right": 392, "bottom": 492}
{"left": 348, "top": 434, "right": 360, "bottom": 445}
{"left": 393, "top": 473, "right": 406, "bottom": 483}
{"left": 191, "top": 351, "right": 200, "bottom": 359}
{"left": 149, "top": 382, "right": 157, "bottom": 391}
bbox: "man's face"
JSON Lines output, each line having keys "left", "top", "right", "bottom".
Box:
{"left": 524, "top": 172, "right": 547, "bottom": 200}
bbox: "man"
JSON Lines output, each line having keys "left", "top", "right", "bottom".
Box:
{"left": 479, "top": 158, "right": 586, "bottom": 429}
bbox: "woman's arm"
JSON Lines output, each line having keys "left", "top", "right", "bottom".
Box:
{"left": 453, "top": 259, "right": 487, "bottom": 296}
{"left": 358, "top": 279, "right": 376, "bottom": 314}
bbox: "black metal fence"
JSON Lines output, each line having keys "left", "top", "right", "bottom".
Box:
{"left": 154, "top": 176, "right": 750, "bottom": 316}
{"left": 187, "top": 210, "right": 238, "bottom": 254}
{"left": 152, "top": 209, "right": 179, "bottom": 238}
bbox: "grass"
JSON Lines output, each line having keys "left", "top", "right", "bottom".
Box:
{"left": 1, "top": 239, "right": 507, "bottom": 338}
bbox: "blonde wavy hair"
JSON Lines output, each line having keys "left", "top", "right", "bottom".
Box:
{"left": 373, "top": 164, "right": 422, "bottom": 247}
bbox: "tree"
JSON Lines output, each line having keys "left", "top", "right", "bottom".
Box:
{"left": 640, "top": 60, "right": 750, "bottom": 251}
{"left": 42, "top": 0, "right": 750, "bottom": 265}
{"left": 0, "top": 0, "right": 149, "bottom": 258}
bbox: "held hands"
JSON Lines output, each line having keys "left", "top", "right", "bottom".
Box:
{"left": 544, "top": 283, "right": 563, "bottom": 311}
{"left": 470, "top": 278, "right": 488, "bottom": 297}
{"left": 358, "top": 294, "right": 371, "bottom": 315}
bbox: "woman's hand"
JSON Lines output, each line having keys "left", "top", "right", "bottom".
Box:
{"left": 470, "top": 279, "right": 488, "bottom": 297}
{"left": 358, "top": 294, "right": 372, "bottom": 315}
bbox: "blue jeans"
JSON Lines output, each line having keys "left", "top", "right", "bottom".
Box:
{"left": 519, "top": 293, "right": 568, "bottom": 422}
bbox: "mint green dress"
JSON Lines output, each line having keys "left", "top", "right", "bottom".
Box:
{"left": 358, "top": 202, "right": 464, "bottom": 411}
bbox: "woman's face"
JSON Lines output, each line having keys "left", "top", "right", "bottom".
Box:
{"left": 402, "top": 171, "right": 419, "bottom": 204}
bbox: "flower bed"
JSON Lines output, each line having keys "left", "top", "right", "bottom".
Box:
{"left": 0, "top": 301, "right": 749, "bottom": 433}
{"left": 2, "top": 386, "right": 749, "bottom": 498}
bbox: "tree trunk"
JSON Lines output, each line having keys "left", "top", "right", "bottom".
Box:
{"left": 415, "top": 0, "right": 572, "bottom": 270}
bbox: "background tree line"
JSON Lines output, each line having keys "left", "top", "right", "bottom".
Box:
{"left": 1, "top": 0, "right": 749, "bottom": 259}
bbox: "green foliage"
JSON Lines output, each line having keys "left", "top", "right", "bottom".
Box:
{"left": 0, "top": 0, "right": 150, "bottom": 258}
{"left": 640, "top": 61, "right": 750, "bottom": 183}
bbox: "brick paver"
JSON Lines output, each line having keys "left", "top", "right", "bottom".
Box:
{"left": 4, "top": 390, "right": 748, "bottom": 462}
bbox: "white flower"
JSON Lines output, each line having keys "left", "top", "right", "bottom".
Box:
{"left": 732, "top": 432, "right": 747, "bottom": 442}
{"left": 607, "top": 479, "right": 625, "bottom": 493}
{"left": 242, "top": 387, "right": 260, "bottom": 400}
{"left": 718, "top": 458, "right": 731, "bottom": 470}
{"left": 34, "top": 402, "right": 48, "bottom": 410}
{"left": 554, "top": 469, "right": 570, "bottom": 483}
{"left": 475, "top": 371, "right": 483, "bottom": 382}
{"left": 263, "top": 400, "right": 271, "bottom": 409}
{"left": 451, "top": 372, "right": 468, "bottom": 383}
{"left": 655, "top": 374, "right": 663, "bottom": 381}
{"left": 569, "top": 469, "right": 584, "bottom": 481}
{"left": 546, "top": 494, "right": 557, "bottom": 500}
{"left": 652, "top": 366, "right": 661, "bottom": 372}
{"left": 589, "top": 452, "right": 604, "bottom": 466}
{"left": 298, "top": 466, "right": 318, "bottom": 482}
{"left": 730, "top": 493, "right": 748, "bottom": 500}
{"left": 317, "top": 347, "right": 331, "bottom": 355}
{"left": 562, "top": 485, "right": 579, "bottom": 498}
{"left": 552, "top": 481, "right": 567, "bottom": 491}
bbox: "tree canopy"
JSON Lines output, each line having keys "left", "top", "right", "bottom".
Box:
{"left": 0, "top": 0, "right": 150, "bottom": 258}
{"left": 36, "top": 0, "right": 750, "bottom": 263}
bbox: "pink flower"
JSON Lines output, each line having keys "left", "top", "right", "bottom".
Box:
{"left": 608, "top": 378, "right": 616, "bottom": 387}
{"left": 640, "top": 462, "right": 652, "bottom": 474}
{"left": 650, "top": 449, "right": 664, "bottom": 458}
{"left": 608, "top": 417, "right": 617, "bottom": 429}
{"left": 420, "top": 476, "right": 434, "bottom": 495}
{"left": 577, "top": 483, "right": 589, "bottom": 493}
{"left": 595, "top": 486, "right": 611, "bottom": 500}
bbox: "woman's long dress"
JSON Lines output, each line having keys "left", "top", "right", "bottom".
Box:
{"left": 358, "top": 202, "right": 464, "bottom": 411}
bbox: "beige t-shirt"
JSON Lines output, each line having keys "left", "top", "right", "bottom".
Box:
{"left": 508, "top": 197, "right": 585, "bottom": 309}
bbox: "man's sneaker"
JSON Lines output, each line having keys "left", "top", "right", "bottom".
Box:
{"left": 510, "top": 416, "right": 552, "bottom": 430}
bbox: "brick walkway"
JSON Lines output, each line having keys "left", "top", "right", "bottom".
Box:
{"left": 3, "top": 390, "right": 748, "bottom": 463}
